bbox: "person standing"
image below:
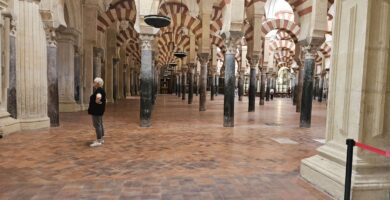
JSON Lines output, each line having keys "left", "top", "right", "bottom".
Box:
{"left": 88, "top": 77, "right": 106, "bottom": 147}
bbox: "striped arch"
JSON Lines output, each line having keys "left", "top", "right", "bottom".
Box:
{"left": 210, "top": 20, "right": 223, "bottom": 34}
{"left": 116, "top": 27, "right": 138, "bottom": 47}
{"left": 210, "top": 34, "right": 225, "bottom": 50}
{"left": 159, "top": 13, "right": 202, "bottom": 41}
{"left": 159, "top": 2, "right": 189, "bottom": 15}
{"left": 261, "top": 19, "right": 300, "bottom": 42}
{"left": 319, "top": 42, "right": 332, "bottom": 58}
{"left": 97, "top": 0, "right": 136, "bottom": 32}
{"left": 276, "top": 30, "right": 292, "bottom": 40}
{"left": 212, "top": 6, "right": 223, "bottom": 21}
{"left": 269, "top": 39, "right": 295, "bottom": 53}
{"left": 315, "top": 53, "right": 323, "bottom": 64}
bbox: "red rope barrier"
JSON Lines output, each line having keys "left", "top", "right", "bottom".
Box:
{"left": 355, "top": 142, "right": 390, "bottom": 157}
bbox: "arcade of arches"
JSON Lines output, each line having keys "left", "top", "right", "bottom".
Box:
{"left": 0, "top": 0, "right": 389, "bottom": 199}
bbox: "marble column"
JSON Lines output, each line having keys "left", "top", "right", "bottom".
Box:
{"left": 299, "top": 48, "right": 316, "bottom": 128}
{"left": 1, "top": 16, "right": 20, "bottom": 135}
{"left": 223, "top": 32, "right": 241, "bottom": 127}
{"left": 177, "top": 73, "right": 181, "bottom": 97}
{"left": 130, "top": 68, "right": 135, "bottom": 96}
{"left": 7, "top": 19, "right": 16, "bottom": 118}
{"left": 139, "top": 34, "right": 154, "bottom": 127}
{"left": 198, "top": 54, "right": 209, "bottom": 111}
{"left": 182, "top": 68, "right": 187, "bottom": 100}
{"left": 259, "top": 68, "right": 265, "bottom": 105}
{"left": 93, "top": 48, "right": 102, "bottom": 79}
{"left": 57, "top": 29, "right": 79, "bottom": 112}
{"left": 296, "top": 67, "right": 304, "bottom": 113}
{"left": 195, "top": 73, "right": 199, "bottom": 96}
{"left": 318, "top": 75, "right": 323, "bottom": 102}
{"left": 16, "top": 0, "right": 50, "bottom": 129}
{"left": 215, "top": 74, "right": 219, "bottom": 96}
{"left": 46, "top": 28, "right": 59, "bottom": 127}
{"left": 188, "top": 64, "right": 194, "bottom": 104}
{"left": 248, "top": 56, "right": 259, "bottom": 112}
{"left": 126, "top": 66, "right": 131, "bottom": 97}
{"left": 238, "top": 71, "right": 244, "bottom": 101}
{"left": 293, "top": 71, "right": 298, "bottom": 105}
{"left": 210, "top": 72, "right": 215, "bottom": 101}
{"left": 105, "top": 27, "right": 117, "bottom": 103}
{"left": 265, "top": 73, "right": 270, "bottom": 101}
{"left": 302, "top": 1, "right": 390, "bottom": 198}
{"left": 74, "top": 51, "right": 82, "bottom": 104}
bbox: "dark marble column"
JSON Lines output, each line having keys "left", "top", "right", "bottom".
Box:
{"left": 7, "top": 27, "right": 17, "bottom": 119}
{"left": 93, "top": 49, "right": 103, "bottom": 79}
{"left": 177, "top": 74, "right": 181, "bottom": 98}
{"left": 266, "top": 74, "right": 270, "bottom": 101}
{"left": 248, "top": 57, "right": 258, "bottom": 112}
{"left": 188, "top": 65, "right": 194, "bottom": 104}
{"left": 259, "top": 69, "right": 265, "bottom": 105}
{"left": 74, "top": 51, "right": 81, "bottom": 103}
{"left": 182, "top": 69, "right": 187, "bottom": 100}
{"left": 318, "top": 75, "right": 323, "bottom": 102}
{"left": 199, "top": 53, "right": 209, "bottom": 111}
{"left": 210, "top": 72, "right": 215, "bottom": 101}
{"left": 238, "top": 71, "right": 244, "bottom": 101}
{"left": 130, "top": 68, "right": 134, "bottom": 96}
{"left": 215, "top": 74, "right": 219, "bottom": 96}
{"left": 296, "top": 67, "right": 304, "bottom": 113}
{"left": 195, "top": 73, "right": 199, "bottom": 96}
{"left": 139, "top": 35, "right": 154, "bottom": 127}
{"left": 46, "top": 32, "right": 59, "bottom": 127}
{"left": 223, "top": 32, "right": 241, "bottom": 127}
{"left": 300, "top": 49, "right": 316, "bottom": 128}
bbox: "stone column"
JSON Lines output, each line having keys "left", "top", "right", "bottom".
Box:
{"left": 188, "top": 64, "right": 194, "bottom": 104}
{"left": 265, "top": 73, "right": 270, "bottom": 101}
{"left": 182, "top": 68, "right": 187, "bottom": 100}
{"left": 139, "top": 34, "right": 154, "bottom": 127}
{"left": 198, "top": 53, "right": 209, "bottom": 111}
{"left": 293, "top": 71, "right": 298, "bottom": 105}
{"left": 7, "top": 18, "right": 16, "bottom": 118}
{"left": 74, "top": 50, "right": 82, "bottom": 104}
{"left": 16, "top": 0, "right": 50, "bottom": 129}
{"left": 299, "top": 48, "right": 316, "bottom": 128}
{"left": 45, "top": 28, "right": 59, "bottom": 127}
{"left": 318, "top": 75, "right": 323, "bottom": 102}
{"left": 238, "top": 70, "right": 244, "bottom": 101}
{"left": 130, "top": 68, "right": 134, "bottom": 96}
{"left": 126, "top": 66, "right": 131, "bottom": 97}
{"left": 301, "top": 1, "right": 390, "bottom": 198}
{"left": 177, "top": 73, "right": 181, "bottom": 97}
{"left": 296, "top": 66, "right": 304, "bottom": 112}
{"left": 195, "top": 72, "right": 199, "bottom": 96}
{"left": 57, "top": 29, "right": 79, "bottom": 112}
{"left": 210, "top": 71, "right": 215, "bottom": 101}
{"left": 1, "top": 15, "right": 20, "bottom": 135}
{"left": 93, "top": 49, "right": 102, "bottom": 78}
{"left": 223, "top": 32, "right": 241, "bottom": 127}
{"left": 248, "top": 56, "right": 259, "bottom": 112}
{"left": 215, "top": 74, "right": 219, "bottom": 96}
{"left": 105, "top": 27, "right": 117, "bottom": 103}
{"left": 259, "top": 68, "right": 265, "bottom": 105}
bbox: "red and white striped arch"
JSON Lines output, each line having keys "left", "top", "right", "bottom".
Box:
{"left": 97, "top": 0, "right": 136, "bottom": 32}
{"left": 158, "top": 13, "right": 202, "bottom": 41}
{"left": 261, "top": 19, "right": 300, "bottom": 42}
{"left": 244, "top": 22, "right": 254, "bottom": 43}
{"left": 319, "top": 42, "right": 332, "bottom": 58}
{"left": 269, "top": 39, "right": 296, "bottom": 53}
{"left": 159, "top": 2, "right": 189, "bottom": 16}
{"left": 116, "top": 27, "right": 138, "bottom": 47}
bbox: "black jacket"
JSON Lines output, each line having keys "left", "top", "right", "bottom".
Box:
{"left": 88, "top": 87, "right": 106, "bottom": 116}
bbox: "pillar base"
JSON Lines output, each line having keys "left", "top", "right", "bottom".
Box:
{"left": 19, "top": 117, "right": 50, "bottom": 131}
{"left": 0, "top": 112, "right": 20, "bottom": 136}
{"left": 140, "top": 120, "right": 151, "bottom": 127}
{"left": 301, "top": 143, "right": 390, "bottom": 200}
{"left": 59, "top": 101, "right": 81, "bottom": 112}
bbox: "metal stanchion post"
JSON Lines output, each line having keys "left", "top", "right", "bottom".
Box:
{"left": 344, "top": 139, "right": 355, "bottom": 200}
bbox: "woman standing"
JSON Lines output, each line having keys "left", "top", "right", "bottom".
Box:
{"left": 88, "top": 77, "right": 106, "bottom": 147}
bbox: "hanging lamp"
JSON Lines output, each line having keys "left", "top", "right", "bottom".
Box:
{"left": 144, "top": 0, "right": 171, "bottom": 28}
{"left": 173, "top": 0, "right": 187, "bottom": 59}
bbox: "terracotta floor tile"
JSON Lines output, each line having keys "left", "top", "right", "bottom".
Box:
{"left": 0, "top": 95, "right": 331, "bottom": 199}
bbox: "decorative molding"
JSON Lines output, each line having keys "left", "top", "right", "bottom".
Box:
{"left": 197, "top": 53, "right": 209, "bottom": 65}
{"left": 223, "top": 31, "right": 243, "bottom": 55}
{"left": 45, "top": 28, "right": 57, "bottom": 47}
{"left": 10, "top": 18, "right": 16, "bottom": 37}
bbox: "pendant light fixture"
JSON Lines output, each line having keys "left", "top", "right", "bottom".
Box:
{"left": 144, "top": 0, "right": 171, "bottom": 28}
{"left": 173, "top": 0, "right": 187, "bottom": 59}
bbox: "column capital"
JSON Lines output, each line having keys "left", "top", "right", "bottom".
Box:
{"left": 197, "top": 53, "right": 209, "bottom": 65}
{"left": 250, "top": 54, "right": 260, "bottom": 68}
{"left": 139, "top": 34, "right": 155, "bottom": 51}
{"left": 222, "top": 31, "right": 243, "bottom": 55}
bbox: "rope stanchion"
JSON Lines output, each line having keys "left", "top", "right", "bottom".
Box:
{"left": 344, "top": 139, "right": 390, "bottom": 200}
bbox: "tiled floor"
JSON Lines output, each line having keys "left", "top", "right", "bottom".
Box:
{"left": 0, "top": 94, "right": 331, "bottom": 200}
